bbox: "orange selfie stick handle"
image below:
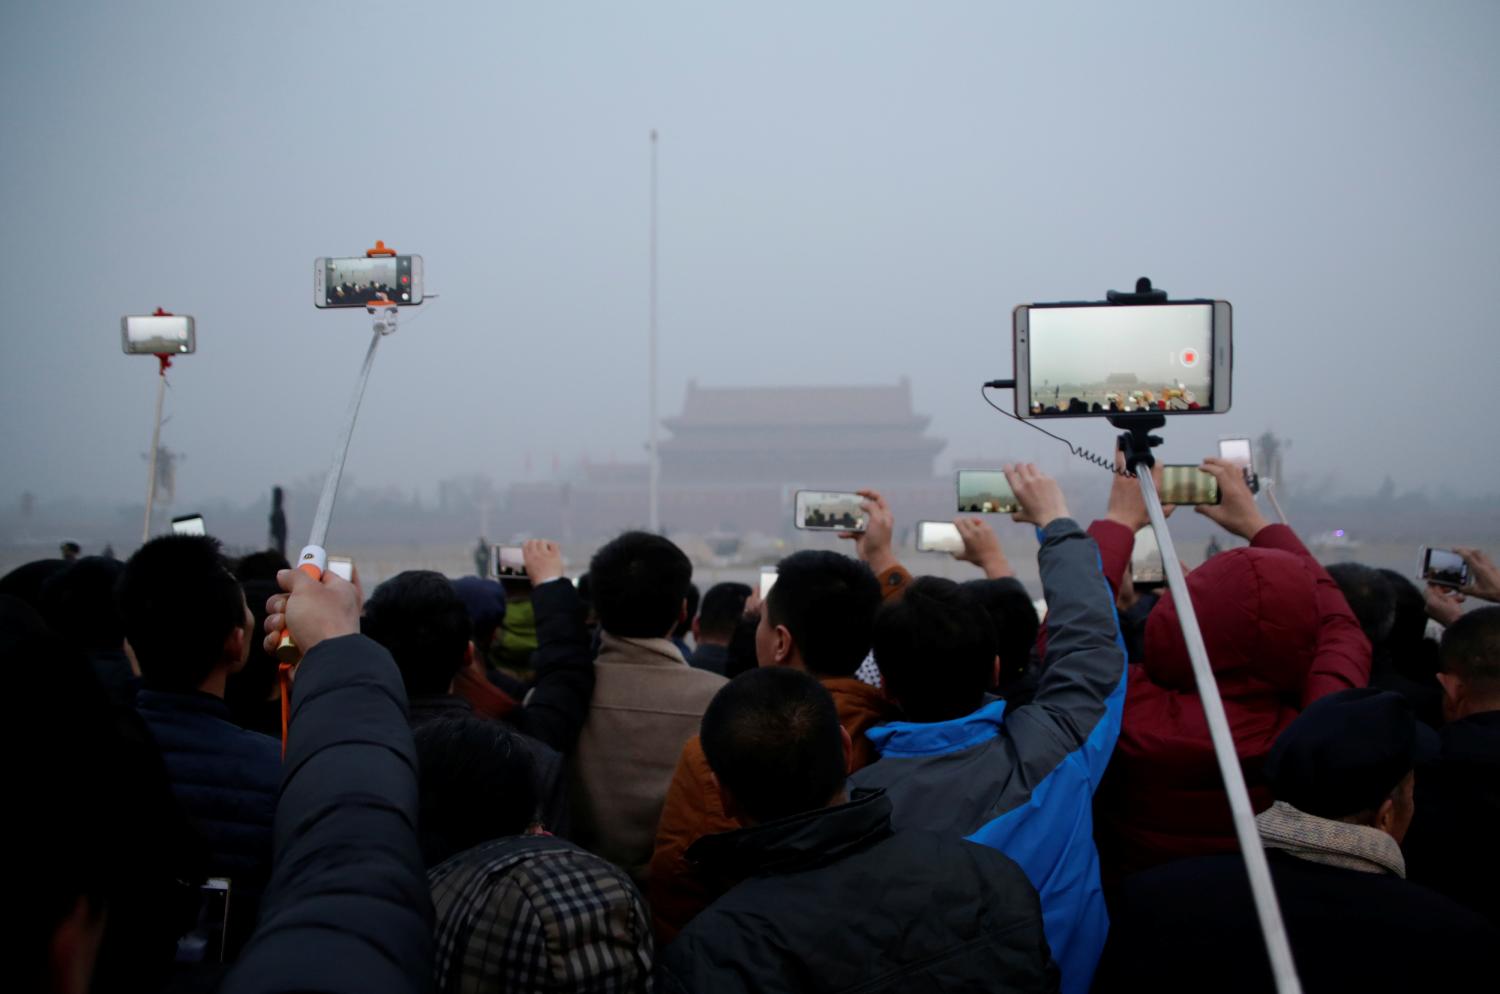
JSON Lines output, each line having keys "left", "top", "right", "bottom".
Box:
{"left": 276, "top": 547, "right": 326, "bottom": 756}
{"left": 366, "top": 240, "right": 397, "bottom": 257}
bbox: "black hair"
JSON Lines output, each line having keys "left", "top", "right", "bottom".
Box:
{"left": 224, "top": 578, "right": 283, "bottom": 735}
{"left": 873, "top": 576, "right": 997, "bottom": 722}
{"left": 116, "top": 536, "right": 247, "bottom": 692}
{"left": 1327, "top": 563, "right": 1396, "bottom": 645}
{"left": 723, "top": 611, "right": 762, "bottom": 680}
{"left": 674, "top": 582, "right": 701, "bottom": 640}
{"left": 0, "top": 558, "right": 69, "bottom": 610}
{"left": 39, "top": 556, "right": 126, "bottom": 655}
{"left": 588, "top": 531, "right": 693, "bottom": 638}
{"left": 234, "top": 549, "right": 290, "bottom": 583}
{"left": 960, "top": 577, "right": 1040, "bottom": 694}
{"left": 700, "top": 667, "right": 846, "bottom": 823}
{"left": 363, "top": 571, "right": 473, "bottom": 697}
{"left": 698, "top": 582, "right": 753, "bottom": 641}
{"left": 415, "top": 716, "right": 537, "bottom": 867}
{"left": 1378, "top": 568, "right": 1443, "bottom": 684}
{"left": 1441, "top": 606, "right": 1500, "bottom": 692}
{"left": 764, "top": 551, "right": 881, "bottom": 677}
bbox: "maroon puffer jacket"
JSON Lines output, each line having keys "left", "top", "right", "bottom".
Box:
{"left": 1088, "top": 523, "right": 1371, "bottom": 881}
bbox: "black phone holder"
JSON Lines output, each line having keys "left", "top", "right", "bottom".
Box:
{"left": 1103, "top": 277, "right": 1172, "bottom": 475}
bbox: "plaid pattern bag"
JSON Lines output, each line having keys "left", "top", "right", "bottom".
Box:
{"left": 430, "top": 835, "right": 654, "bottom": 993}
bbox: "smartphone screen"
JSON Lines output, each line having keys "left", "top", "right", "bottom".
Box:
{"left": 1014, "top": 301, "right": 1230, "bottom": 417}
{"left": 327, "top": 556, "right": 353, "bottom": 581}
{"left": 493, "top": 545, "right": 527, "bottom": 578}
{"left": 760, "top": 567, "right": 778, "bottom": 601}
{"left": 1159, "top": 465, "right": 1221, "bottom": 505}
{"left": 122, "top": 314, "right": 195, "bottom": 355}
{"left": 316, "top": 255, "right": 421, "bottom": 307}
{"left": 1422, "top": 547, "right": 1470, "bottom": 588}
{"left": 794, "top": 491, "right": 868, "bottom": 532}
{"left": 1132, "top": 525, "right": 1165, "bottom": 586}
{"left": 916, "top": 521, "right": 964, "bottom": 554}
{"left": 957, "top": 470, "right": 1018, "bottom": 514}
{"left": 171, "top": 514, "right": 206, "bottom": 536}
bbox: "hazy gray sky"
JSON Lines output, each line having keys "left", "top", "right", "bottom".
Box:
{"left": 3, "top": 0, "right": 1498, "bottom": 512}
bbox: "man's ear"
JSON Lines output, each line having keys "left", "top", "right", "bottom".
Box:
{"left": 840, "top": 725, "right": 854, "bottom": 776}
{"left": 692, "top": 617, "right": 702, "bottom": 641}
{"left": 773, "top": 624, "right": 797, "bottom": 667}
{"left": 222, "top": 625, "right": 246, "bottom": 667}
{"left": 1373, "top": 792, "right": 1399, "bottom": 837}
{"left": 710, "top": 771, "right": 747, "bottom": 825}
{"left": 464, "top": 640, "right": 477, "bottom": 671}
{"left": 679, "top": 598, "right": 690, "bottom": 625}
{"left": 1436, "top": 670, "right": 1464, "bottom": 706}
{"left": 992, "top": 655, "right": 1002, "bottom": 690}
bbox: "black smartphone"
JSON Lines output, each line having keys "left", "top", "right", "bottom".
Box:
{"left": 1159, "top": 465, "right": 1221, "bottom": 505}
{"left": 1420, "top": 547, "right": 1470, "bottom": 589}
{"left": 794, "top": 491, "right": 868, "bottom": 533}
{"left": 493, "top": 545, "right": 527, "bottom": 578}
{"left": 956, "top": 470, "right": 1018, "bottom": 514}
{"left": 314, "top": 255, "right": 423, "bottom": 307}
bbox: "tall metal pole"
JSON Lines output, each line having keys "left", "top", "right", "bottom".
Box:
{"left": 648, "top": 129, "right": 661, "bottom": 533}
{"left": 142, "top": 371, "right": 167, "bottom": 543}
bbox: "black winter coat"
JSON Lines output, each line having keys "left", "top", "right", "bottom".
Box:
{"left": 222, "top": 634, "right": 432, "bottom": 994}
{"left": 1095, "top": 850, "right": 1499, "bottom": 993}
{"left": 657, "top": 790, "right": 1058, "bottom": 994}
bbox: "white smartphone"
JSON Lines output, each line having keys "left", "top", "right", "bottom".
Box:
{"left": 314, "top": 255, "right": 423, "bottom": 308}
{"left": 1218, "top": 436, "right": 1259, "bottom": 493}
{"left": 916, "top": 521, "right": 964, "bottom": 554}
{"left": 794, "top": 490, "right": 868, "bottom": 533}
{"left": 760, "top": 566, "right": 778, "bottom": 601}
{"left": 327, "top": 556, "right": 354, "bottom": 581}
{"left": 1012, "top": 300, "right": 1232, "bottom": 417}
{"left": 956, "top": 470, "right": 1019, "bottom": 514}
{"left": 171, "top": 513, "right": 206, "bottom": 536}
{"left": 1131, "top": 525, "right": 1165, "bottom": 587}
{"left": 493, "top": 544, "right": 527, "bottom": 578}
{"left": 1419, "top": 547, "right": 1470, "bottom": 589}
{"left": 122, "top": 314, "right": 195, "bottom": 355}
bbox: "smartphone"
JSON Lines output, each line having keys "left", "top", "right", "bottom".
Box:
{"left": 794, "top": 490, "right": 868, "bottom": 532}
{"left": 1218, "top": 436, "right": 1259, "bottom": 494}
{"left": 1159, "top": 465, "right": 1221, "bottom": 505}
{"left": 1012, "top": 300, "right": 1232, "bottom": 417}
{"left": 957, "top": 470, "right": 1018, "bottom": 514}
{"left": 171, "top": 514, "right": 206, "bottom": 536}
{"left": 493, "top": 545, "right": 527, "bottom": 578}
{"left": 176, "top": 877, "right": 232, "bottom": 964}
{"left": 122, "top": 314, "right": 195, "bottom": 355}
{"left": 314, "top": 255, "right": 423, "bottom": 307}
{"left": 327, "top": 556, "right": 354, "bottom": 581}
{"left": 760, "top": 566, "right": 779, "bottom": 601}
{"left": 1131, "top": 525, "right": 1165, "bottom": 587}
{"left": 916, "top": 521, "right": 964, "bottom": 554}
{"left": 1420, "top": 547, "right": 1470, "bottom": 589}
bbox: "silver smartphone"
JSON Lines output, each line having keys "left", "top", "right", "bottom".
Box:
{"left": 1131, "top": 525, "right": 1165, "bottom": 587}
{"left": 1420, "top": 547, "right": 1470, "bottom": 589}
{"left": 760, "top": 566, "right": 778, "bottom": 601}
{"left": 171, "top": 513, "right": 206, "bottom": 536}
{"left": 794, "top": 490, "right": 868, "bottom": 532}
{"left": 493, "top": 544, "right": 527, "bottom": 578}
{"left": 327, "top": 556, "right": 354, "bottom": 581}
{"left": 957, "top": 470, "right": 1018, "bottom": 514}
{"left": 314, "top": 255, "right": 423, "bottom": 307}
{"left": 1012, "top": 300, "right": 1232, "bottom": 417}
{"left": 1218, "top": 436, "right": 1259, "bottom": 493}
{"left": 916, "top": 521, "right": 964, "bottom": 554}
{"left": 122, "top": 314, "right": 195, "bottom": 355}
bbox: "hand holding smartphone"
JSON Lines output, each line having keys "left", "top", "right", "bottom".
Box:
{"left": 794, "top": 491, "right": 869, "bottom": 533}
{"left": 1420, "top": 547, "right": 1470, "bottom": 589}
{"left": 1218, "top": 437, "right": 1259, "bottom": 494}
{"left": 1159, "top": 465, "right": 1221, "bottom": 505}
{"left": 493, "top": 545, "right": 527, "bottom": 578}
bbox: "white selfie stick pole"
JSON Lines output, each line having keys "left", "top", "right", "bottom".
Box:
{"left": 276, "top": 299, "right": 397, "bottom": 662}
{"left": 142, "top": 363, "right": 168, "bottom": 543}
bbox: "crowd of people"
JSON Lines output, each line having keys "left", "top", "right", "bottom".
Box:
{"left": 13, "top": 454, "right": 1500, "bottom": 993}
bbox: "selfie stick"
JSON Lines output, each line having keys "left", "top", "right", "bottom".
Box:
{"left": 142, "top": 308, "right": 176, "bottom": 544}
{"left": 275, "top": 244, "right": 402, "bottom": 666}
{"left": 1104, "top": 279, "right": 1302, "bottom": 994}
{"left": 1263, "top": 477, "right": 1289, "bottom": 526}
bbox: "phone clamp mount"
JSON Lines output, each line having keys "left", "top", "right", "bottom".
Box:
{"left": 364, "top": 239, "right": 401, "bottom": 336}
{"left": 990, "top": 278, "right": 1304, "bottom": 994}
{"left": 141, "top": 307, "right": 180, "bottom": 543}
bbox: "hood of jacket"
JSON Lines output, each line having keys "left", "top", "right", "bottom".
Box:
{"left": 685, "top": 788, "right": 892, "bottom": 880}
{"left": 1144, "top": 545, "right": 1321, "bottom": 696}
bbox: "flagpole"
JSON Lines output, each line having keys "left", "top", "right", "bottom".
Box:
{"left": 648, "top": 129, "right": 661, "bottom": 533}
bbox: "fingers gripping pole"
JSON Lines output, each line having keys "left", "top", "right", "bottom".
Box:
{"left": 1139, "top": 469, "right": 1303, "bottom": 994}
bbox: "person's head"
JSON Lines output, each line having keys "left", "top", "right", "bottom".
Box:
{"left": 873, "top": 576, "right": 997, "bottom": 722}
{"left": 588, "top": 531, "right": 692, "bottom": 639}
{"left": 1266, "top": 688, "right": 1436, "bottom": 844}
{"left": 757, "top": 551, "right": 880, "bottom": 676}
{"left": 116, "top": 536, "right": 252, "bottom": 694}
{"left": 39, "top": 557, "right": 125, "bottom": 656}
{"left": 60, "top": 542, "right": 81, "bottom": 562}
{"left": 1437, "top": 606, "right": 1500, "bottom": 721}
{"left": 960, "top": 577, "right": 1040, "bottom": 694}
{"left": 224, "top": 578, "right": 282, "bottom": 727}
{"left": 673, "top": 582, "right": 701, "bottom": 641}
{"left": 450, "top": 576, "right": 508, "bottom": 655}
{"left": 694, "top": 582, "right": 752, "bottom": 647}
{"left": 700, "top": 667, "right": 851, "bottom": 824}
{"left": 414, "top": 716, "right": 537, "bottom": 867}
{"left": 1326, "top": 562, "right": 1396, "bottom": 647}
{"left": 233, "top": 549, "right": 290, "bottom": 584}
{"left": 362, "top": 571, "right": 472, "bottom": 698}
{"left": 0, "top": 558, "right": 70, "bottom": 610}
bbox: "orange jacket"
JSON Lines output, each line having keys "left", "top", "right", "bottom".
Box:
{"left": 646, "top": 562, "right": 909, "bottom": 943}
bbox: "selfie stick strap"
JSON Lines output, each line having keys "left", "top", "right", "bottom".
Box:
{"left": 1110, "top": 280, "right": 1303, "bottom": 994}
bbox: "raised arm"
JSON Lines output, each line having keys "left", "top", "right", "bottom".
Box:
{"left": 226, "top": 570, "right": 431, "bottom": 994}
{"left": 504, "top": 539, "right": 596, "bottom": 754}
{"left": 842, "top": 488, "right": 912, "bottom": 600}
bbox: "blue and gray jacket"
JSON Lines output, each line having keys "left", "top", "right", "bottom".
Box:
{"left": 851, "top": 517, "right": 1127, "bottom": 994}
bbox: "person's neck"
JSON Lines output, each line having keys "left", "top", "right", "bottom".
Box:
{"left": 196, "top": 667, "right": 229, "bottom": 699}
{"left": 1457, "top": 696, "right": 1500, "bottom": 720}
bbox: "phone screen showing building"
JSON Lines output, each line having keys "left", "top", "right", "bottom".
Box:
{"left": 1028, "top": 303, "right": 1212, "bottom": 415}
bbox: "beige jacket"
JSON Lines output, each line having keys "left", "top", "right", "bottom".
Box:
{"left": 569, "top": 633, "right": 727, "bottom": 880}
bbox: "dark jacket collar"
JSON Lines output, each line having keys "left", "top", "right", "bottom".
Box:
{"left": 135, "top": 687, "right": 233, "bottom": 719}
{"left": 1440, "top": 709, "right": 1500, "bottom": 763}
{"left": 685, "top": 788, "right": 892, "bottom": 879}
{"left": 408, "top": 693, "right": 474, "bottom": 723}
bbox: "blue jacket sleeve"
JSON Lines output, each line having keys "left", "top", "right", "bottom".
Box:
{"left": 222, "top": 634, "right": 433, "bottom": 994}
